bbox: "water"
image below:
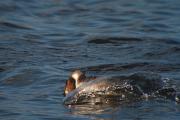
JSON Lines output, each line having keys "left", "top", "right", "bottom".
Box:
{"left": 0, "top": 0, "right": 180, "bottom": 119}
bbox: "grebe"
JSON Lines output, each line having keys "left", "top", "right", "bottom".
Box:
{"left": 64, "top": 70, "right": 96, "bottom": 96}
{"left": 63, "top": 70, "right": 180, "bottom": 105}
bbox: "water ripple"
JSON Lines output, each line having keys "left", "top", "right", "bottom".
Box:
{"left": 0, "top": 0, "right": 180, "bottom": 120}
{"left": 88, "top": 37, "right": 142, "bottom": 44}
{"left": 0, "top": 20, "right": 32, "bottom": 30}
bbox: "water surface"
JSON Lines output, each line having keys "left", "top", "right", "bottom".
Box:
{"left": 0, "top": 0, "right": 180, "bottom": 120}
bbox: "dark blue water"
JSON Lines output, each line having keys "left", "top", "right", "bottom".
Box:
{"left": 0, "top": 0, "right": 180, "bottom": 119}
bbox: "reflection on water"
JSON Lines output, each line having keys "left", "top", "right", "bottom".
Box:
{"left": 65, "top": 100, "right": 180, "bottom": 120}
{"left": 68, "top": 104, "right": 116, "bottom": 115}
{"left": 0, "top": 0, "right": 180, "bottom": 119}
{"left": 66, "top": 104, "right": 119, "bottom": 120}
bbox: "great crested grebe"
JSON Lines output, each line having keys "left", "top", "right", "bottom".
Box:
{"left": 64, "top": 70, "right": 96, "bottom": 96}
{"left": 63, "top": 70, "right": 180, "bottom": 105}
